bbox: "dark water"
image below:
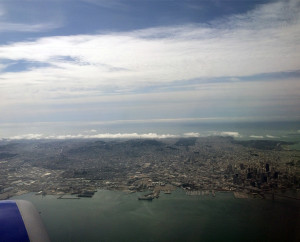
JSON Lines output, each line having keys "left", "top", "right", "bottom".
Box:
{"left": 12, "top": 190, "right": 300, "bottom": 242}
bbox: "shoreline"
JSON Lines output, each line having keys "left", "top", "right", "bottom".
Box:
{"left": 6, "top": 188, "right": 300, "bottom": 202}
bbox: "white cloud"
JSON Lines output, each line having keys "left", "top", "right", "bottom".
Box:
{"left": 250, "top": 135, "right": 264, "bottom": 139}
{"left": 219, "top": 132, "right": 240, "bottom": 138}
{"left": 88, "top": 133, "right": 178, "bottom": 139}
{"left": 184, "top": 132, "right": 201, "bottom": 137}
{"left": 209, "top": 131, "right": 241, "bottom": 138}
{"left": 266, "top": 135, "right": 278, "bottom": 138}
{"left": 7, "top": 133, "right": 178, "bottom": 140}
{"left": 9, "top": 133, "right": 43, "bottom": 140}
{"left": 0, "top": 0, "right": 298, "bottom": 81}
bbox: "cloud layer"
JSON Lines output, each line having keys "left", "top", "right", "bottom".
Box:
{"left": 7, "top": 132, "right": 178, "bottom": 140}
{"left": 0, "top": 0, "right": 299, "bottom": 123}
{"left": 5, "top": 131, "right": 243, "bottom": 140}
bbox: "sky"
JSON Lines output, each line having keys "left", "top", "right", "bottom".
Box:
{"left": 0, "top": 0, "right": 300, "bottom": 138}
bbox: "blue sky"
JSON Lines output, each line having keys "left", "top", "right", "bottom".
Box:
{"left": 0, "top": 0, "right": 300, "bottom": 138}
{"left": 0, "top": 0, "right": 272, "bottom": 40}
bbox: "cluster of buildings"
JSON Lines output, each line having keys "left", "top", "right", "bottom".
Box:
{"left": 0, "top": 137, "right": 299, "bottom": 200}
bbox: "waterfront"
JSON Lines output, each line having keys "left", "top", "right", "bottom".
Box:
{"left": 12, "top": 190, "right": 300, "bottom": 242}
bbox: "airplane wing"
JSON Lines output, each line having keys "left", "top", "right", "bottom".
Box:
{"left": 0, "top": 200, "right": 50, "bottom": 242}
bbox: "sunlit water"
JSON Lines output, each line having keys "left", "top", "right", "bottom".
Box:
{"left": 12, "top": 190, "right": 300, "bottom": 242}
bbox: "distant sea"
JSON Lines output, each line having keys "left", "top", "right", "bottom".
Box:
{"left": 1, "top": 120, "right": 300, "bottom": 145}
{"left": 12, "top": 190, "right": 300, "bottom": 242}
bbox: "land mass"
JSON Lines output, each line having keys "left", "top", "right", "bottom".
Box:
{"left": 0, "top": 136, "right": 299, "bottom": 200}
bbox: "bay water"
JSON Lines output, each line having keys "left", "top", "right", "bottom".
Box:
{"left": 12, "top": 190, "right": 300, "bottom": 242}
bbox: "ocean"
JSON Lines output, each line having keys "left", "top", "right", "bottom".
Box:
{"left": 12, "top": 190, "right": 300, "bottom": 242}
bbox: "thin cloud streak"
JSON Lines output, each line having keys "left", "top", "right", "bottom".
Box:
{"left": 0, "top": 78, "right": 299, "bottom": 123}
{"left": 0, "top": 4, "right": 62, "bottom": 33}
{"left": 0, "top": 5, "right": 5, "bottom": 17}
{"left": 82, "top": 0, "right": 129, "bottom": 10}
{"left": 0, "top": 22, "right": 62, "bottom": 32}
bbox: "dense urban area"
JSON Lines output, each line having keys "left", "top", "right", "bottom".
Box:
{"left": 0, "top": 136, "right": 299, "bottom": 200}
